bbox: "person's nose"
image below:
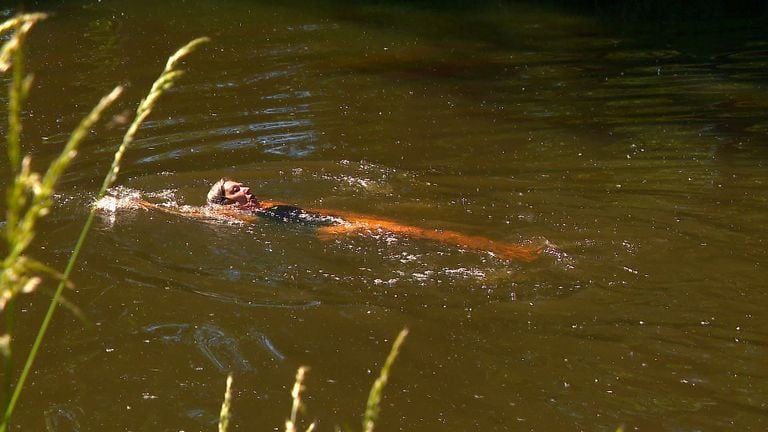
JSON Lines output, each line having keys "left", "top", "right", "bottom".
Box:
{"left": 242, "top": 187, "right": 251, "bottom": 195}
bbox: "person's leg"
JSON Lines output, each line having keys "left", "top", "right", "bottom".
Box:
{"left": 313, "top": 209, "right": 544, "bottom": 262}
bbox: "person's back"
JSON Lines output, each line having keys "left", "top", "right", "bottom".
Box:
{"left": 252, "top": 205, "right": 343, "bottom": 227}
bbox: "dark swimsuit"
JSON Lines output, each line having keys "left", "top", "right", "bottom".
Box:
{"left": 253, "top": 205, "right": 343, "bottom": 227}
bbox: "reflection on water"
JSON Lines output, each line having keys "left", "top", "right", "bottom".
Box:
{"left": 44, "top": 405, "right": 83, "bottom": 432}
{"left": 142, "top": 322, "right": 279, "bottom": 373}
{"left": 6, "top": 1, "right": 768, "bottom": 431}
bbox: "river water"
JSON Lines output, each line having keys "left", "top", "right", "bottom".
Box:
{"left": 2, "top": 1, "right": 767, "bottom": 430}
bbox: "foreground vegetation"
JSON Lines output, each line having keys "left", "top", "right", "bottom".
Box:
{"left": 1, "top": 14, "right": 407, "bottom": 431}
{"left": 0, "top": 12, "right": 204, "bottom": 430}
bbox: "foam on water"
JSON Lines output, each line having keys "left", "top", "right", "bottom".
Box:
{"left": 93, "top": 186, "right": 149, "bottom": 214}
{"left": 94, "top": 186, "right": 263, "bottom": 228}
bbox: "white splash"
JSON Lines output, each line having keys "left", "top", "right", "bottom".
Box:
{"left": 93, "top": 186, "right": 145, "bottom": 214}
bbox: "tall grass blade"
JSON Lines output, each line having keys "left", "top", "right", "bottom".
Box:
{"left": 286, "top": 366, "right": 315, "bottom": 432}
{"left": 0, "top": 86, "right": 122, "bottom": 432}
{"left": 100, "top": 36, "right": 209, "bottom": 193}
{"left": 362, "top": 328, "right": 409, "bottom": 432}
{"left": 0, "top": 36, "right": 208, "bottom": 431}
{"left": 1, "top": 12, "right": 47, "bottom": 420}
{"left": 1, "top": 13, "right": 45, "bottom": 178}
{"left": 218, "top": 374, "right": 233, "bottom": 432}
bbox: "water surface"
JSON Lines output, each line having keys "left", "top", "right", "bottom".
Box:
{"left": 2, "top": 1, "right": 767, "bottom": 430}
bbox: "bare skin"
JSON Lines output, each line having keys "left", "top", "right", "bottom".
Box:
{"left": 311, "top": 209, "right": 543, "bottom": 262}
{"left": 133, "top": 180, "right": 544, "bottom": 262}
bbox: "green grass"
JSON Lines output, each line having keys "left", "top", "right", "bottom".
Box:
{"left": 217, "top": 329, "right": 409, "bottom": 432}
{"left": 2, "top": 15, "right": 408, "bottom": 432}
{"left": 362, "top": 328, "right": 409, "bottom": 432}
{"left": 0, "top": 14, "right": 208, "bottom": 430}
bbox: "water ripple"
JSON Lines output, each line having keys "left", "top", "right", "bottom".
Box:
{"left": 141, "top": 322, "right": 289, "bottom": 367}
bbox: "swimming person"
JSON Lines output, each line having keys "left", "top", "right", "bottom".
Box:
{"left": 102, "top": 178, "right": 544, "bottom": 261}
{"left": 205, "top": 178, "right": 344, "bottom": 227}
{"left": 200, "top": 178, "right": 544, "bottom": 262}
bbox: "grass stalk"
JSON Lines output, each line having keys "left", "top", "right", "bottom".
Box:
{"left": 286, "top": 366, "right": 315, "bottom": 432}
{"left": 1, "top": 11, "right": 47, "bottom": 418}
{"left": 0, "top": 86, "right": 122, "bottom": 432}
{"left": 5, "top": 23, "right": 24, "bottom": 179}
{"left": 218, "top": 373, "right": 233, "bottom": 432}
{"left": 1, "top": 14, "right": 44, "bottom": 178}
{"left": 216, "top": 330, "right": 409, "bottom": 431}
{"left": 0, "top": 28, "right": 208, "bottom": 431}
{"left": 362, "top": 328, "right": 409, "bottom": 432}
{"left": 99, "top": 36, "right": 209, "bottom": 193}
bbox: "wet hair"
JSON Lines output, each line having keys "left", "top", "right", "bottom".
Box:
{"left": 207, "top": 177, "right": 232, "bottom": 205}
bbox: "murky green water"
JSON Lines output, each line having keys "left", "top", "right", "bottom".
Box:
{"left": 2, "top": 1, "right": 767, "bottom": 430}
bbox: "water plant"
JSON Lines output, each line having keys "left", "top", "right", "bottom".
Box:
{"left": 0, "top": 13, "right": 208, "bottom": 430}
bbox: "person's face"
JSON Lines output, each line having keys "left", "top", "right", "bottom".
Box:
{"left": 222, "top": 180, "right": 255, "bottom": 206}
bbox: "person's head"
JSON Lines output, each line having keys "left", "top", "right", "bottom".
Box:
{"left": 207, "top": 178, "right": 257, "bottom": 207}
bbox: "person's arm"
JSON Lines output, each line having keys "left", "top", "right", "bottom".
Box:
{"left": 137, "top": 198, "right": 301, "bottom": 223}
{"left": 133, "top": 199, "right": 263, "bottom": 223}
